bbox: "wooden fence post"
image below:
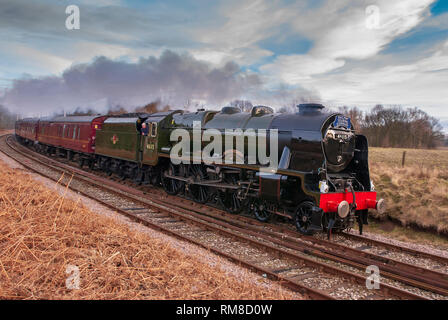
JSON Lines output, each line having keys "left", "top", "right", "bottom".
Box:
{"left": 402, "top": 151, "right": 406, "bottom": 167}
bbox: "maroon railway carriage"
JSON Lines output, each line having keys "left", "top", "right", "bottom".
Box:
{"left": 37, "top": 115, "right": 107, "bottom": 156}
{"left": 15, "top": 118, "right": 39, "bottom": 144}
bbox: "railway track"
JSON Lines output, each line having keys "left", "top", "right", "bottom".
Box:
{"left": 1, "top": 134, "right": 447, "bottom": 300}
{"left": 339, "top": 231, "right": 448, "bottom": 265}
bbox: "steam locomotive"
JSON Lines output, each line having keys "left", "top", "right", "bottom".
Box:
{"left": 15, "top": 103, "right": 385, "bottom": 238}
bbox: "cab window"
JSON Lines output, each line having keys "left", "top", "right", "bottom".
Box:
{"left": 151, "top": 122, "right": 157, "bottom": 137}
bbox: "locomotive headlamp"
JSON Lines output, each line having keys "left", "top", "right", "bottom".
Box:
{"left": 337, "top": 201, "right": 350, "bottom": 218}
{"left": 319, "top": 181, "right": 329, "bottom": 193}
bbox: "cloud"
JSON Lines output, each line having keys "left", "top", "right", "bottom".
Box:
{"left": 261, "top": 55, "right": 345, "bottom": 83}
{"left": 191, "top": 0, "right": 298, "bottom": 66}
{"left": 309, "top": 39, "right": 448, "bottom": 111}
{"left": 4, "top": 44, "right": 73, "bottom": 74}
{"left": 0, "top": 50, "right": 265, "bottom": 115}
{"left": 0, "top": 0, "right": 205, "bottom": 73}
{"left": 196, "top": 0, "right": 288, "bottom": 49}
{"left": 261, "top": 0, "right": 436, "bottom": 84}
{"left": 312, "top": 1, "right": 434, "bottom": 60}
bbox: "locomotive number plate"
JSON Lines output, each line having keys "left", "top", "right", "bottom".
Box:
{"left": 147, "top": 143, "right": 155, "bottom": 150}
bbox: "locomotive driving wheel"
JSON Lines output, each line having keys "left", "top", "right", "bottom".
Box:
{"left": 217, "top": 175, "right": 244, "bottom": 214}
{"left": 161, "top": 163, "right": 184, "bottom": 195}
{"left": 294, "top": 201, "right": 317, "bottom": 235}
{"left": 188, "top": 165, "right": 210, "bottom": 204}
{"left": 250, "top": 199, "right": 272, "bottom": 222}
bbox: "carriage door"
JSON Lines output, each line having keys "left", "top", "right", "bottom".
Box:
{"left": 144, "top": 121, "right": 158, "bottom": 165}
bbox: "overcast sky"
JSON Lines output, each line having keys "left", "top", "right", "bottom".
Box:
{"left": 0, "top": 0, "right": 447, "bottom": 130}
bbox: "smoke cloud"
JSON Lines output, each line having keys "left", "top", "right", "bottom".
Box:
{"left": 0, "top": 50, "right": 318, "bottom": 116}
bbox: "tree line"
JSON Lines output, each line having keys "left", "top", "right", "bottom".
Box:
{"left": 337, "top": 105, "right": 446, "bottom": 149}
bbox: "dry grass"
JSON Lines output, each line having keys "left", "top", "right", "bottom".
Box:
{"left": 0, "top": 130, "right": 13, "bottom": 136}
{"left": 0, "top": 161, "right": 295, "bottom": 300}
{"left": 370, "top": 147, "right": 448, "bottom": 173}
{"left": 357, "top": 220, "right": 448, "bottom": 249}
{"left": 369, "top": 147, "right": 448, "bottom": 234}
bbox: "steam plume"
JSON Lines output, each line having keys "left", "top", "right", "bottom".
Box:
{"left": 1, "top": 50, "right": 318, "bottom": 116}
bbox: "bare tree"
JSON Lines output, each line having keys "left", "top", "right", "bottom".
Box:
{"left": 339, "top": 105, "right": 444, "bottom": 149}
{"left": 229, "top": 100, "right": 253, "bottom": 112}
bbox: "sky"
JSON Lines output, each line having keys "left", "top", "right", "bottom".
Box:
{"left": 0, "top": 0, "right": 447, "bottom": 131}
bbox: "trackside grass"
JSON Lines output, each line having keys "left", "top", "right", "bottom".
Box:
{"left": 0, "top": 160, "right": 295, "bottom": 300}
{"left": 369, "top": 147, "right": 448, "bottom": 234}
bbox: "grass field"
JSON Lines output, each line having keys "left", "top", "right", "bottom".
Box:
{"left": 0, "top": 160, "right": 294, "bottom": 299}
{"left": 369, "top": 147, "right": 448, "bottom": 234}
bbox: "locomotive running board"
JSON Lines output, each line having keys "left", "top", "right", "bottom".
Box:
{"left": 163, "top": 174, "right": 240, "bottom": 189}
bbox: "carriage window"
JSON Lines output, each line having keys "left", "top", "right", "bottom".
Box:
{"left": 73, "top": 126, "right": 77, "bottom": 139}
{"left": 78, "top": 127, "right": 80, "bottom": 139}
{"left": 151, "top": 122, "right": 157, "bottom": 137}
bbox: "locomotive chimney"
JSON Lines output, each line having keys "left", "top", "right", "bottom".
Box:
{"left": 297, "top": 103, "right": 324, "bottom": 115}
